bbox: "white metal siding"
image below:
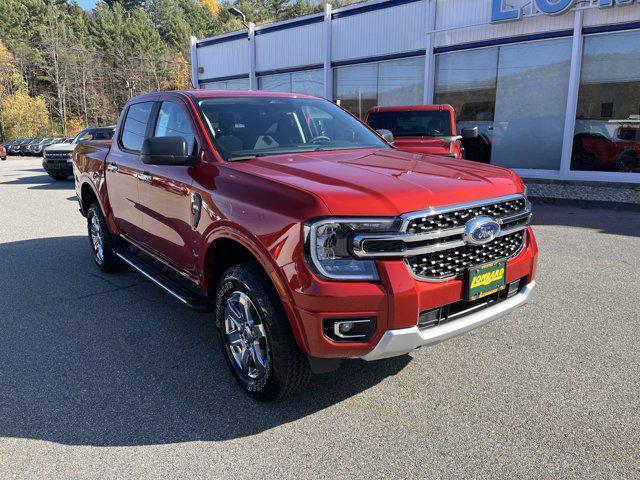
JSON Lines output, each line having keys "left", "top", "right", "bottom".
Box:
{"left": 434, "top": 0, "right": 573, "bottom": 48}
{"left": 332, "top": 1, "right": 428, "bottom": 62}
{"left": 583, "top": 4, "right": 640, "bottom": 27}
{"left": 196, "top": 38, "right": 248, "bottom": 80}
{"left": 255, "top": 23, "right": 323, "bottom": 72}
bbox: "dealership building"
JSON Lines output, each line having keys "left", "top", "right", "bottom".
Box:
{"left": 190, "top": 0, "right": 640, "bottom": 196}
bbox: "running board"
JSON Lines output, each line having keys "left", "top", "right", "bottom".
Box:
{"left": 115, "top": 251, "right": 211, "bottom": 312}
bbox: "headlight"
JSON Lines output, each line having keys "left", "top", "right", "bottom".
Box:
{"left": 305, "top": 218, "right": 397, "bottom": 281}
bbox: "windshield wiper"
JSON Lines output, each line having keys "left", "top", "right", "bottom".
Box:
{"left": 226, "top": 153, "right": 272, "bottom": 162}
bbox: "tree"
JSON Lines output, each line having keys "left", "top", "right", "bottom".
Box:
{"left": 1, "top": 90, "right": 50, "bottom": 139}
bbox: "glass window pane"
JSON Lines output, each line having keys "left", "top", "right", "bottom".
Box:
{"left": 334, "top": 64, "right": 378, "bottom": 119}
{"left": 225, "top": 78, "right": 250, "bottom": 90}
{"left": 259, "top": 73, "right": 292, "bottom": 92}
{"left": 154, "top": 101, "right": 196, "bottom": 154}
{"left": 202, "top": 81, "right": 227, "bottom": 89}
{"left": 291, "top": 70, "right": 324, "bottom": 97}
{"left": 573, "top": 31, "right": 640, "bottom": 173}
{"left": 491, "top": 39, "right": 572, "bottom": 170}
{"left": 121, "top": 102, "right": 154, "bottom": 152}
{"left": 435, "top": 49, "right": 497, "bottom": 163}
{"left": 435, "top": 48, "right": 498, "bottom": 123}
{"left": 377, "top": 57, "right": 425, "bottom": 107}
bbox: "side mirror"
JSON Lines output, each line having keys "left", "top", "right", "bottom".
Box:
{"left": 140, "top": 136, "right": 195, "bottom": 166}
{"left": 376, "top": 129, "right": 395, "bottom": 145}
{"left": 461, "top": 127, "right": 478, "bottom": 139}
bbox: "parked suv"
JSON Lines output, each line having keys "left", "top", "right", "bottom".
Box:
{"left": 28, "top": 137, "right": 57, "bottom": 156}
{"left": 73, "top": 91, "right": 537, "bottom": 401}
{"left": 43, "top": 126, "right": 115, "bottom": 180}
{"left": 8, "top": 138, "right": 31, "bottom": 155}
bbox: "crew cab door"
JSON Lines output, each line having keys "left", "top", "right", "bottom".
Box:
{"left": 136, "top": 99, "right": 198, "bottom": 278}
{"left": 105, "top": 101, "right": 155, "bottom": 242}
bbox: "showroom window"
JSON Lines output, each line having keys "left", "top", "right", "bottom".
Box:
{"left": 572, "top": 30, "right": 640, "bottom": 174}
{"left": 201, "top": 78, "right": 250, "bottom": 90}
{"left": 435, "top": 38, "right": 572, "bottom": 170}
{"left": 258, "top": 69, "right": 324, "bottom": 97}
{"left": 334, "top": 56, "right": 425, "bottom": 119}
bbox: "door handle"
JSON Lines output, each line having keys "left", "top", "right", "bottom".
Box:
{"left": 107, "top": 163, "right": 118, "bottom": 172}
{"left": 138, "top": 172, "right": 152, "bottom": 182}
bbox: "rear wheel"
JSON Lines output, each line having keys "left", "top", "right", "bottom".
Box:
{"left": 215, "top": 263, "right": 311, "bottom": 401}
{"left": 86, "top": 203, "right": 122, "bottom": 273}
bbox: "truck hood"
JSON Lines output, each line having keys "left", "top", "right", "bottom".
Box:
{"left": 231, "top": 148, "right": 524, "bottom": 216}
{"left": 44, "top": 143, "right": 74, "bottom": 153}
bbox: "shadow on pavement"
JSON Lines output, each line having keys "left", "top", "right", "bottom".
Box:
{"left": 0, "top": 236, "right": 410, "bottom": 447}
{"left": 531, "top": 202, "right": 640, "bottom": 238}
{"left": 0, "top": 173, "right": 74, "bottom": 190}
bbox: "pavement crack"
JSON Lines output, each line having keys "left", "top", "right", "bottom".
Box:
{"left": 75, "top": 282, "right": 142, "bottom": 300}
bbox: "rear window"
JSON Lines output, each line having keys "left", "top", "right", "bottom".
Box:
{"left": 121, "top": 102, "right": 154, "bottom": 151}
{"left": 367, "top": 110, "right": 453, "bottom": 138}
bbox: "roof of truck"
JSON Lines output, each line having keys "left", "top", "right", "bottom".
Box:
{"left": 128, "top": 90, "right": 320, "bottom": 102}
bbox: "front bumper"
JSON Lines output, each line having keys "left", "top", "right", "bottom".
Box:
{"left": 283, "top": 227, "right": 538, "bottom": 359}
{"left": 362, "top": 281, "right": 535, "bottom": 361}
{"left": 43, "top": 159, "right": 73, "bottom": 175}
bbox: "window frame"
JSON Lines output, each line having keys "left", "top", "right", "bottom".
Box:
{"left": 151, "top": 100, "right": 198, "bottom": 156}
{"left": 118, "top": 100, "right": 157, "bottom": 154}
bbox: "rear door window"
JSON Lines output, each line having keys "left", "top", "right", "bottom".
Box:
{"left": 154, "top": 101, "right": 196, "bottom": 154}
{"left": 121, "top": 102, "right": 154, "bottom": 152}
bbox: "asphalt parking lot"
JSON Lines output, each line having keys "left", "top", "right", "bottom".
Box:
{"left": 0, "top": 156, "right": 638, "bottom": 479}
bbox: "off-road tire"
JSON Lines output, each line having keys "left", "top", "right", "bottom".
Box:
{"left": 86, "top": 202, "right": 123, "bottom": 273}
{"left": 215, "top": 262, "right": 311, "bottom": 401}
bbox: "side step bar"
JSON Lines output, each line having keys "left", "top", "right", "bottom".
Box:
{"left": 115, "top": 251, "right": 211, "bottom": 312}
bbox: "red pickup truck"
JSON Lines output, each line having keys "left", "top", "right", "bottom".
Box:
{"left": 364, "top": 105, "right": 477, "bottom": 159}
{"left": 73, "top": 90, "right": 537, "bottom": 401}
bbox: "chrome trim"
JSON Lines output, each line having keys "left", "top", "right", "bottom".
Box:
{"left": 332, "top": 319, "right": 371, "bottom": 339}
{"left": 115, "top": 252, "right": 189, "bottom": 305}
{"left": 399, "top": 193, "right": 525, "bottom": 232}
{"left": 352, "top": 196, "right": 530, "bottom": 259}
{"left": 361, "top": 281, "right": 535, "bottom": 361}
{"left": 405, "top": 230, "right": 527, "bottom": 282}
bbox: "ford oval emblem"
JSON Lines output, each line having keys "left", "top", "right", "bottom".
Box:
{"left": 463, "top": 216, "right": 501, "bottom": 246}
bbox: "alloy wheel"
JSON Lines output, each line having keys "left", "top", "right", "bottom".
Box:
{"left": 224, "top": 291, "right": 270, "bottom": 380}
{"left": 89, "top": 214, "right": 104, "bottom": 263}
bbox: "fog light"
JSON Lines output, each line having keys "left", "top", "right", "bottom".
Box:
{"left": 338, "top": 322, "right": 355, "bottom": 334}
{"left": 324, "top": 317, "right": 376, "bottom": 342}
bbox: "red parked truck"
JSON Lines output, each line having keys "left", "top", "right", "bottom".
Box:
{"left": 73, "top": 90, "right": 538, "bottom": 401}
{"left": 364, "top": 104, "right": 477, "bottom": 159}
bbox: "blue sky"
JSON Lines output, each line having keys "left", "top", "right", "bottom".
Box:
{"left": 77, "top": 0, "right": 98, "bottom": 10}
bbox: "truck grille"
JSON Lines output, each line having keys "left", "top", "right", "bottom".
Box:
{"left": 405, "top": 197, "right": 526, "bottom": 234}
{"left": 407, "top": 230, "right": 525, "bottom": 279}
{"left": 351, "top": 194, "right": 531, "bottom": 281}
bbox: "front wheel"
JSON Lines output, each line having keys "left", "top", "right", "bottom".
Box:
{"left": 86, "top": 203, "right": 122, "bottom": 273}
{"left": 214, "top": 263, "right": 311, "bottom": 401}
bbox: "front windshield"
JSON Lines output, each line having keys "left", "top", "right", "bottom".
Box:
{"left": 197, "top": 96, "right": 388, "bottom": 160}
{"left": 367, "top": 110, "right": 453, "bottom": 138}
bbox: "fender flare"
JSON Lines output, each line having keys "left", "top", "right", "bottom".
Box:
{"left": 78, "top": 174, "right": 119, "bottom": 235}
{"left": 201, "top": 225, "right": 311, "bottom": 355}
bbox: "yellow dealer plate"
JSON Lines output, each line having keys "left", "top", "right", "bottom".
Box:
{"left": 466, "top": 260, "right": 507, "bottom": 301}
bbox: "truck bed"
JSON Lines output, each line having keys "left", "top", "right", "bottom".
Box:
{"left": 73, "top": 140, "right": 112, "bottom": 177}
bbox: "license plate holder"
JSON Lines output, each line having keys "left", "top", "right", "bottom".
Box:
{"left": 466, "top": 259, "right": 507, "bottom": 301}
